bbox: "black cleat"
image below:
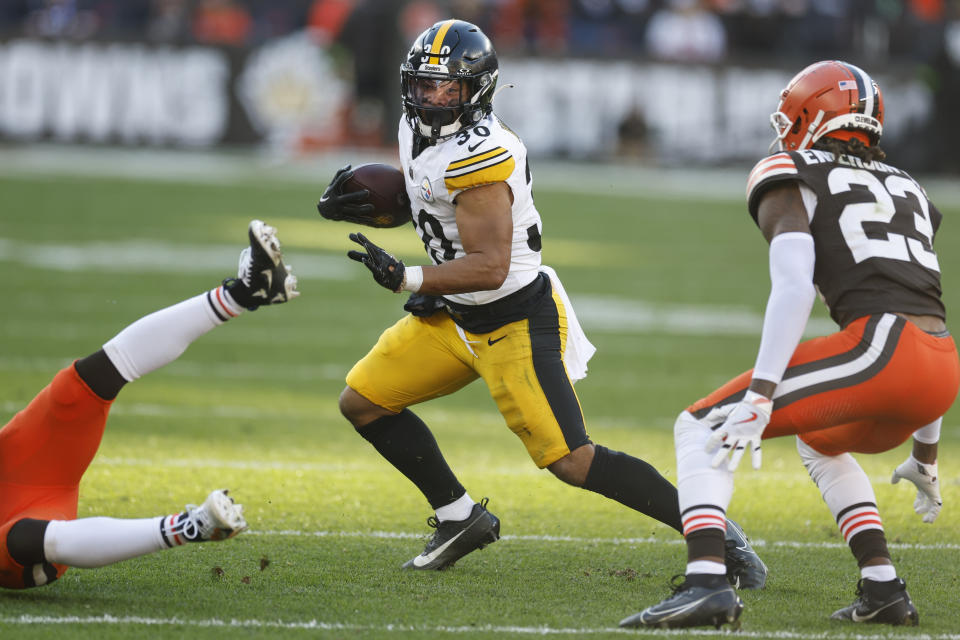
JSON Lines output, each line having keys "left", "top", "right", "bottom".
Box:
{"left": 831, "top": 577, "right": 919, "bottom": 626}
{"left": 225, "top": 220, "right": 299, "bottom": 310}
{"left": 402, "top": 498, "right": 500, "bottom": 570}
{"left": 620, "top": 574, "right": 744, "bottom": 629}
{"left": 724, "top": 518, "right": 768, "bottom": 589}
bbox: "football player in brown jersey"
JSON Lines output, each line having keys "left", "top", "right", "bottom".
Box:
{"left": 622, "top": 61, "right": 958, "bottom": 629}
{"left": 0, "top": 221, "right": 297, "bottom": 590}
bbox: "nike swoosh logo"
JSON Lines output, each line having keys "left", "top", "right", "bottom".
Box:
{"left": 488, "top": 335, "right": 507, "bottom": 346}
{"left": 412, "top": 529, "right": 468, "bottom": 567}
{"left": 251, "top": 269, "right": 273, "bottom": 299}
{"left": 468, "top": 142, "right": 483, "bottom": 152}
{"left": 734, "top": 411, "right": 758, "bottom": 425}
{"left": 649, "top": 591, "right": 731, "bottom": 621}
{"left": 851, "top": 597, "right": 903, "bottom": 622}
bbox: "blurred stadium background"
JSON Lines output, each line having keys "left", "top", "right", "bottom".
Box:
{"left": 0, "top": 0, "right": 959, "bottom": 172}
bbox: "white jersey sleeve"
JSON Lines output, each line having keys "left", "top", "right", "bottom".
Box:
{"left": 397, "top": 114, "right": 543, "bottom": 306}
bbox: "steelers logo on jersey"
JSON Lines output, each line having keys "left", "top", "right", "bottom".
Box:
{"left": 420, "top": 177, "right": 434, "bottom": 202}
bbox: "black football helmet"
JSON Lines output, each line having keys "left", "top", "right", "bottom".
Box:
{"left": 400, "top": 19, "right": 499, "bottom": 141}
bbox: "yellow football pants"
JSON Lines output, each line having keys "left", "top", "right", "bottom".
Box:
{"left": 346, "top": 288, "right": 590, "bottom": 468}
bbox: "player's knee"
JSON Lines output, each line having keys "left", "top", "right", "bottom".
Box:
{"left": 7, "top": 518, "right": 49, "bottom": 566}
{"left": 339, "top": 386, "right": 392, "bottom": 428}
{"left": 674, "top": 410, "right": 708, "bottom": 446}
{"left": 548, "top": 443, "right": 595, "bottom": 487}
{"left": 796, "top": 436, "right": 857, "bottom": 482}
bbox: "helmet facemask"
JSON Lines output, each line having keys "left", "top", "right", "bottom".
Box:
{"left": 402, "top": 67, "right": 497, "bottom": 141}
{"left": 768, "top": 110, "right": 794, "bottom": 153}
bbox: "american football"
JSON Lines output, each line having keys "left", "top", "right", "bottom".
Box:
{"left": 342, "top": 163, "right": 412, "bottom": 228}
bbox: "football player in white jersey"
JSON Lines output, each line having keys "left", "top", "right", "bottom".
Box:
{"left": 623, "top": 61, "right": 957, "bottom": 629}
{"left": 317, "top": 19, "right": 766, "bottom": 581}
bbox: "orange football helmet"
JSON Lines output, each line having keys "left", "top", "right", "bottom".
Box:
{"left": 769, "top": 60, "right": 883, "bottom": 153}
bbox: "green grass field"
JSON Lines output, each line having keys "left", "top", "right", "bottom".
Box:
{"left": 1, "top": 157, "right": 959, "bottom": 639}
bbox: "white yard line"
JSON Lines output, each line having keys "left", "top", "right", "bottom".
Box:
{"left": 247, "top": 529, "right": 960, "bottom": 552}
{"left": 4, "top": 145, "right": 960, "bottom": 208}
{"left": 0, "top": 237, "right": 352, "bottom": 280}
{"left": 2, "top": 615, "right": 959, "bottom": 638}
{"left": 0, "top": 233, "right": 833, "bottom": 336}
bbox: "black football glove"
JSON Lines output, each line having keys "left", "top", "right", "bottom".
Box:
{"left": 403, "top": 292, "right": 445, "bottom": 317}
{"left": 347, "top": 232, "right": 406, "bottom": 292}
{"left": 317, "top": 164, "right": 376, "bottom": 223}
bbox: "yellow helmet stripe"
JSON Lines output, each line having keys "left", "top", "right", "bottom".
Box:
{"left": 428, "top": 19, "right": 456, "bottom": 65}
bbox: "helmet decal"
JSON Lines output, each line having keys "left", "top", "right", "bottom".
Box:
{"left": 838, "top": 62, "right": 880, "bottom": 120}
{"left": 426, "top": 19, "right": 456, "bottom": 66}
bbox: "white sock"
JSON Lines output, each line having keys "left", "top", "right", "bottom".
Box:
{"left": 687, "top": 560, "right": 727, "bottom": 576}
{"left": 861, "top": 564, "right": 897, "bottom": 582}
{"left": 103, "top": 286, "right": 242, "bottom": 381}
{"left": 675, "top": 411, "right": 733, "bottom": 534}
{"left": 797, "top": 438, "right": 883, "bottom": 542}
{"left": 44, "top": 517, "right": 168, "bottom": 568}
{"left": 912, "top": 417, "right": 941, "bottom": 444}
{"left": 435, "top": 492, "right": 475, "bottom": 522}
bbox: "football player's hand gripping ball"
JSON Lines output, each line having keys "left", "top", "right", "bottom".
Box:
{"left": 317, "top": 165, "right": 376, "bottom": 224}
{"left": 348, "top": 232, "right": 406, "bottom": 292}
{"left": 705, "top": 390, "right": 773, "bottom": 471}
{"left": 891, "top": 455, "right": 942, "bottom": 523}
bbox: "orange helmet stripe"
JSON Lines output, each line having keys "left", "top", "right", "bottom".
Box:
{"left": 427, "top": 19, "right": 456, "bottom": 65}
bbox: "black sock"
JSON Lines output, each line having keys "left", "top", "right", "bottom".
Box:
{"left": 357, "top": 409, "right": 466, "bottom": 510}
{"left": 583, "top": 445, "right": 683, "bottom": 533}
{"left": 223, "top": 277, "right": 258, "bottom": 311}
{"left": 684, "top": 572, "right": 728, "bottom": 588}
{"left": 686, "top": 527, "right": 725, "bottom": 561}
{"left": 7, "top": 518, "right": 50, "bottom": 565}
{"left": 74, "top": 349, "right": 127, "bottom": 400}
{"left": 849, "top": 529, "right": 892, "bottom": 567}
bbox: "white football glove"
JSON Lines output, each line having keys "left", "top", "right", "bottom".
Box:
{"left": 705, "top": 391, "right": 773, "bottom": 472}
{"left": 891, "top": 455, "right": 942, "bottom": 524}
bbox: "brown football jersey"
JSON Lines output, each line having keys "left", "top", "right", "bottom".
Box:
{"left": 747, "top": 149, "right": 944, "bottom": 327}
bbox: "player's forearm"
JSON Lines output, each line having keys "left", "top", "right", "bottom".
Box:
{"left": 417, "top": 253, "right": 509, "bottom": 295}
{"left": 751, "top": 232, "right": 817, "bottom": 389}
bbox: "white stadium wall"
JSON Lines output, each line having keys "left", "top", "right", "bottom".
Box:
{"left": 0, "top": 34, "right": 933, "bottom": 165}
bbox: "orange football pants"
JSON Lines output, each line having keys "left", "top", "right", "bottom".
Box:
{"left": 0, "top": 364, "right": 112, "bottom": 588}
{"left": 688, "top": 314, "right": 959, "bottom": 456}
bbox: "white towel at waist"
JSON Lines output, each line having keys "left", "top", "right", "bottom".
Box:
{"left": 541, "top": 265, "right": 596, "bottom": 382}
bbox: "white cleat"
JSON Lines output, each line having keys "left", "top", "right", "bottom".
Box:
{"left": 185, "top": 489, "right": 248, "bottom": 541}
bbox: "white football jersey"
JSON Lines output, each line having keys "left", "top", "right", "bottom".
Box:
{"left": 398, "top": 113, "right": 543, "bottom": 306}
